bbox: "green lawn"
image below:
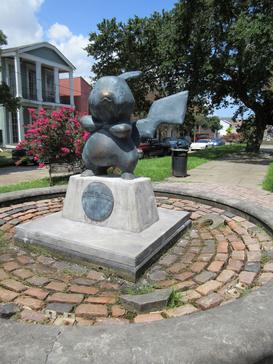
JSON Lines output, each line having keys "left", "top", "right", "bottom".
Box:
{"left": 263, "top": 163, "right": 273, "bottom": 192}
{"left": 0, "top": 177, "right": 68, "bottom": 194}
{"left": 0, "top": 151, "right": 14, "bottom": 167}
{"left": 0, "top": 143, "right": 245, "bottom": 193}
{"left": 135, "top": 143, "right": 245, "bottom": 181}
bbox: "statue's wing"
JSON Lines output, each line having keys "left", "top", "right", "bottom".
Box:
{"left": 136, "top": 91, "right": 188, "bottom": 139}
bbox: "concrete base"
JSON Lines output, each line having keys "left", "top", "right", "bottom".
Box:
{"left": 62, "top": 175, "right": 159, "bottom": 233}
{"left": 14, "top": 208, "right": 191, "bottom": 281}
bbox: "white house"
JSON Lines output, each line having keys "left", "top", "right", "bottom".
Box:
{"left": 0, "top": 42, "right": 76, "bottom": 147}
{"left": 218, "top": 118, "right": 234, "bottom": 136}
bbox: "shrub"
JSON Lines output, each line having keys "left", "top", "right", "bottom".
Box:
{"left": 17, "top": 107, "right": 89, "bottom": 185}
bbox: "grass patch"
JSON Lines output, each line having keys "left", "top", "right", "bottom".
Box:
{"left": 0, "top": 144, "right": 246, "bottom": 192}
{"left": 263, "top": 163, "right": 273, "bottom": 192}
{"left": 0, "top": 176, "right": 68, "bottom": 194}
{"left": 0, "top": 232, "right": 9, "bottom": 250}
{"left": 123, "top": 284, "right": 155, "bottom": 295}
{"left": 167, "top": 289, "right": 184, "bottom": 308}
{"left": 0, "top": 151, "right": 13, "bottom": 168}
{"left": 124, "top": 311, "right": 137, "bottom": 321}
{"left": 260, "top": 253, "right": 273, "bottom": 267}
{"left": 135, "top": 143, "right": 245, "bottom": 181}
{"left": 16, "top": 240, "right": 54, "bottom": 257}
{"left": 239, "top": 287, "right": 252, "bottom": 298}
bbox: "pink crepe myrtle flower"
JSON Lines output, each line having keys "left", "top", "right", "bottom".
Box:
{"left": 61, "top": 147, "right": 70, "bottom": 154}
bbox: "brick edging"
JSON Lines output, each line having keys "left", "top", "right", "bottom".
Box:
{"left": 0, "top": 186, "right": 67, "bottom": 206}
{"left": 154, "top": 184, "right": 273, "bottom": 236}
{"left": 0, "top": 184, "right": 273, "bottom": 363}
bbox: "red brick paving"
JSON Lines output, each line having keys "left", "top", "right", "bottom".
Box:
{"left": 0, "top": 195, "right": 272, "bottom": 326}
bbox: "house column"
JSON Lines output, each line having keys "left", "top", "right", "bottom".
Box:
{"left": 54, "top": 67, "right": 60, "bottom": 104}
{"left": 14, "top": 54, "right": 22, "bottom": 97}
{"left": 18, "top": 108, "right": 24, "bottom": 142}
{"left": 69, "top": 70, "right": 74, "bottom": 106}
{"left": 36, "top": 61, "right": 43, "bottom": 102}
{"left": 14, "top": 54, "right": 22, "bottom": 141}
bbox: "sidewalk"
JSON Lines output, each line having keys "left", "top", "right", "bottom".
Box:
{"left": 169, "top": 152, "right": 272, "bottom": 189}
{"left": 0, "top": 166, "right": 48, "bottom": 186}
{"left": 162, "top": 151, "right": 273, "bottom": 210}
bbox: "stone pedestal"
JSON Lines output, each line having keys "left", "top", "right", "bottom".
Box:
{"left": 15, "top": 175, "right": 191, "bottom": 281}
{"left": 62, "top": 175, "right": 159, "bottom": 233}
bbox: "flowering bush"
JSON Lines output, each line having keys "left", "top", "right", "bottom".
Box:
{"left": 17, "top": 107, "right": 90, "bottom": 184}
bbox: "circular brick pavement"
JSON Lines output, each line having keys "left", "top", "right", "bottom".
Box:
{"left": 0, "top": 194, "right": 272, "bottom": 326}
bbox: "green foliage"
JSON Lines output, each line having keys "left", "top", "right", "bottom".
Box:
{"left": 0, "top": 150, "right": 13, "bottom": 167}
{"left": 240, "top": 287, "right": 252, "bottom": 298}
{"left": 190, "top": 113, "right": 222, "bottom": 134}
{"left": 237, "top": 117, "right": 266, "bottom": 152}
{"left": 263, "top": 163, "right": 273, "bottom": 192}
{"left": 123, "top": 284, "right": 155, "bottom": 295}
{"left": 226, "top": 126, "right": 233, "bottom": 135}
{"left": 0, "top": 231, "right": 9, "bottom": 250}
{"left": 0, "top": 30, "right": 21, "bottom": 112}
{"left": 86, "top": 2, "right": 273, "bottom": 151}
{"left": 206, "top": 116, "right": 222, "bottom": 133}
{"left": 124, "top": 311, "right": 137, "bottom": 321}
{"left": 0, "top": 82, "right": 20, "bottom": 112}
{"left": 167, "top": 289, "right": 184, "bottom": 308}
{"left": 86, "top": 15, "right": 166, "bottom": 114}
{"left": 0, "top": 176, "right": 68, "bottom": 194}
{"left": 0, "top": 30, "right": 7, "bottom": 47}
{"left": 260, "top": 253, "right": 273, "bottom": 267}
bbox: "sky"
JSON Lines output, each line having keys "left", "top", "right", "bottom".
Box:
{"left": 0, "top": 0, "right": 237, "bottom": 117}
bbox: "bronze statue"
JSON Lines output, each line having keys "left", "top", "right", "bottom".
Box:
{"left": 80, "top": 71, "right": 188, "bottom": 179}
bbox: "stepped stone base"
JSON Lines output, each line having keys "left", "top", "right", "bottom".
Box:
{"left": 14, "top": 175, "right": 191, "bottom": 280}
{"left": 14, "top": 208, "right": 191, "bottom": 281}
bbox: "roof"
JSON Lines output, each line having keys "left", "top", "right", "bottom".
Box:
{"left": 1, "top": 42, "right": 75, "bottom": 70}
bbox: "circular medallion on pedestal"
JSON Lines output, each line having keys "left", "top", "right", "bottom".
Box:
{"left": 82, "top": 182, "right": 114, "bottom": 221}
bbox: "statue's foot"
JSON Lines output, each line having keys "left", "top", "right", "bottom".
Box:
{"left": 121, "top": 172, "right": 136, "bottom": 180}
{"left": 81, "top": 169, "right": 95, "bottom": 177}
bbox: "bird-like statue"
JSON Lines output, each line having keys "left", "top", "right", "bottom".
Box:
{"left": 80, "top": 71, "right": 188, "bottom": 179}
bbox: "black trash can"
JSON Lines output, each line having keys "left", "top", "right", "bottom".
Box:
{"left": 171, "top": 148, "right": 188, "bottom": 177}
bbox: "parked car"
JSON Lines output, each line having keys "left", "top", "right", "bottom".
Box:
{"left": 138, "top": 139, "right": 169, "bottom": 157}
{"left": 190, "top": 139, "right": 211, "bottom": 151}
{"left": 208, "top": 138, "right": 225, "bottom": 147}
{"left": 162, "top": 137, "right": 191, "bottom": 151}
{"left": 176, "top": 138, "right": 191, "bottom": 149}
{"left": 161, "top": 137, "right": 178, "bottom": 149}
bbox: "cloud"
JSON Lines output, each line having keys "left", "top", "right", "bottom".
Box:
{"left": 47, "top": 23, "right": 72, "bottom": 42}
{"left": 0, "top": 0, "right": 44, "bottom": 46}
{"left": 48, "top": 24, "right": 92, "bottom": 79}
{"left": 0, "top": 0, "right": 93, "bottom": 79}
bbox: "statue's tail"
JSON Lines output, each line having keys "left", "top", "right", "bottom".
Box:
{"left": 136, "top": 91, "right": 188, "bottom": 139}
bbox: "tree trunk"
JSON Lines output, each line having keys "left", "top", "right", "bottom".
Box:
{"left": 49, "top": 163, "right": 53, "bottom": 186}
{"left": 245, "top": 115, "right": 266, "bottom": 153}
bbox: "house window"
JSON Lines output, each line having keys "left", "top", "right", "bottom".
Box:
{"left": 22, "top": 107, "right": 34, "bottom": 131}
{"left": 6, "top": 61, "right": 16, "bottom": 96}
{"left": 11, "top": 112, "right": 18, "bottom": 144}
{"left": 43, "top": 68, "right": 55, "bottom": 102}
{"left": 26, "top": 64, "right": 37, "bottom": 100}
